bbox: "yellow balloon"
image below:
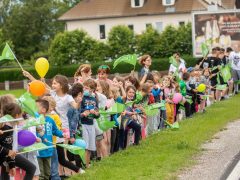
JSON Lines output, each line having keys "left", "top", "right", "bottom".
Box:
{"left": 197, "top": 84, "right": 206, "bottom": 92}
{"left": 35, "top": 57, "right": 49, "bottom": 78}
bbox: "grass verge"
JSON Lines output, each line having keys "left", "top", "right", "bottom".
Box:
{"left": 0, "top": 89, "right": 26, "bottom": 98}
{"left": 70, "top": 95, "right": 240, "bottom": 180}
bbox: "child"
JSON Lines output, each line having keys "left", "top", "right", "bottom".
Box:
{"left": 180, "top": 72, "right": 193, "bottom": 118}
{"left": 120, "top": 85, "right": 141, "bottom": 149}
{"left": 66, "top": 83, "right": 86, "bottom": 170}
{"left": 124, "top": 75, "right": 140, "bottom": 90}
{"left": 41, "top": 95, "right": 64, "bottom": 179}
{"left": 97, "top": 65, "right": 113, "bottom": 85}
{"left": 74, "top": 64, "right": 92, "bottom": 84}
{"left": 162, "top": 76, "right": 175, "bottom": 124}
{"left": 36, "top": 99, "right": 64, "bottom": 180}
{"left": 49, "top": 75, "right": 82, "bottom": 175}
{"left": 0, "top": 103, "right": 36, "bottom": 180}
{"left": 81, "top": 79, "right": 100, "bottom": 167}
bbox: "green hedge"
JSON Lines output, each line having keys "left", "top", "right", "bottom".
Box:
{"left": 0, "top": 55, "right": 197, "bottom": 82}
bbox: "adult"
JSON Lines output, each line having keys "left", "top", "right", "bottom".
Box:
{"left": 138, "top": 55, "right": 152, "bottom": 84}
{"left": 169, "top": 53, "right": 186, "bottom": 78}
{"left": 229, "top": 44, "right": 240, "bottom": 94}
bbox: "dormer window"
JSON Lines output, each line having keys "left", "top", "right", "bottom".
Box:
{"left": 131, "top": 0, "right": 144, "bottom": 8}
{"left": 135, "top": 0, "right": 140, "bottom": 6}
{"left": 162, "top": 0, "right": 175, "bottom": 6}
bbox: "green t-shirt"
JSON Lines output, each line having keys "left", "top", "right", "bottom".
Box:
{"left": 179, "top": 80, "right": 187, "bottom": 96}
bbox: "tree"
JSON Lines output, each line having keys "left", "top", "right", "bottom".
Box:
{"left": 49, "top": 30, "right": 108, "bottom": 66}
{"left": 1, "top": 0, "right": 77, "bottom": 61}
{"left": 136, "top": 26, "right": 161, "bottom": 57}
{"left": 107, "top": 25, "right": 135, "bottom": 59}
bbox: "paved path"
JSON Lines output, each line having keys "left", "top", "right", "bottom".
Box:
{"left": 178, "top": 120, "right": 240, "bottom": 180}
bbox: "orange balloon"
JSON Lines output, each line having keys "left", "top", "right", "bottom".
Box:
{"left": 29, "top": 80, "right": 46, "bottom": 97}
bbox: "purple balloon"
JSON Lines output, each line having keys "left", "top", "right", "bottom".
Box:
{"left": 18, "top": 130, "right": 36, "bottom": 147}
{"left": 173, "top": 93, "right": 183, "bottom": 104}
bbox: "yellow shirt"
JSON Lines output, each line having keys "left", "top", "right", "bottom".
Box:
{"left": 49, "top": 113, "right": 62, "bottom": 144}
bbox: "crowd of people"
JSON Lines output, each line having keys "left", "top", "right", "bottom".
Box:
{"left": 0, "top": 44, "right": 239, "bottom": 180}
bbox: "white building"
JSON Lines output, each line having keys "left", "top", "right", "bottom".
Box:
{"left": 59, "top": 0, "right": 235, "bottom": 40}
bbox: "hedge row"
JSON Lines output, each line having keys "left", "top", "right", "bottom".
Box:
{"left": 0, "top": 55, "right": 197, "bottom": 82}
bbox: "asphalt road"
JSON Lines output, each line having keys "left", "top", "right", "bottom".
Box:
{"left": 178, "top": 120, "right": 240, "bottom": 180}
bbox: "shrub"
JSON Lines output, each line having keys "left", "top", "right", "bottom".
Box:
{"left": 107, "top": 25, "right": 136, "bottom": 59}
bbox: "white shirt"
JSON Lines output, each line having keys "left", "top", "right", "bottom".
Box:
{"left": 229, "top": 51, "right": 240, "bottom": 70}
{"left": 96, "top": 92, "right": 107, "bottom": 109}
{"left": 169, "top": 59, "right": 186, "bottom": 77}
{"left": 50, "top": 90, "right": 74, "bottom": 129}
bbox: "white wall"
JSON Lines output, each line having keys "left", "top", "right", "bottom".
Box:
{"left": 66, "top": 13, "right": 191, "bottom": 40}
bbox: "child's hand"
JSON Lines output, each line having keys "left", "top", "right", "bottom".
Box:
{"left": 9, "top": 168, "right": 16, "bottom": 177}
{"left": 36, "top": 137, "right": 42, "bottom": 143}
{"left": 0, "top": 130, "right": 3, "bottom": 135}
{"left": 8, "top": 150, "right": 17, "bottom": 159}
{"left": 83, "top": 110, "right": 90, "bottom": 117}
{"left": 70, "top": 138, "right": 75, "bottom": 144}
{"left": 89, "top": 109, "right": 95, "bottom": 114}
{"left": 22, "top": 70, "right": 32, "bottom": 78}
{"left": 193, "top": 89, "right": 198, "bottom": 93}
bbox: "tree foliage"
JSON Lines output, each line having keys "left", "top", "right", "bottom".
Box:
{"left": 107, "top": 25, "right": 135, "bottom": 59}
{"left": 0, "top": 0, "right": 77, "bottom": 61}
{"left": 49, "top": 30, "right": 108, "bottom": 66}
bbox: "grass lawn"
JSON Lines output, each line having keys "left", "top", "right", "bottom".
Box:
{"left": 0, "top": 89, "right": 26, "bottom": 98}
{"left": 70, "top": 95, "right": 240, "bottom": 180}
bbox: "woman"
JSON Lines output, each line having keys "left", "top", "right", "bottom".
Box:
{"left": 169, "top": 53, "right": 186, "bottom": 78}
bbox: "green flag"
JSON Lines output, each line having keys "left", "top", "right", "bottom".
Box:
{"left": 144, "top": 107, "right": 159, "bottom": 116}
{"left": 17, "top": 92, "right": 38, "bottom": 117}
{"left": 220, "top": 64, "right": 231, "bottom": 83}
{"left": 216, "top": 84, "right": 227, "bottom": 91}
{"left": 96, "top": 116, "right": 115, "bottom": 131}
{"left": 19, "top": 143, "right": 51, "bottom": 154}
{"left": 113, "top": 54, "right": 137, "bottom": 70}
{"left": 169, "top": 56, "right": 179, "bottom": 68}
{"left": 0, "top": 43, "right": 15, "bottom": 61}
{"left": 23, "top": 115, "right": 45, "bottom": 129}
{"left": 201, "top": 42, "right": 209, "bottom": 57}
{"left": 0, "top": 115, "right": 24, "bottom": 123}
{"left": 165, "top": 121, "right": 180, "bottom": 130}
{"left": 57, "top": 143, "right": 85, "bottom": 164}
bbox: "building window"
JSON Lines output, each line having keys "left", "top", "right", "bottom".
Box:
{"left": 166, "top": 0, "right": 172, "bottom": 4}
{"left": 135, "top": 0, "right": 140, "bottom": 6}
{"left": 128, "top": 24, "right": 134, "bottom": 31}
{"left": 179, "top": 21, "right": 185, "bottom": 26}
{"left": 146, "top": 23, "right": 152, "bottom": 29}
{"left": 156, "top": 22, "right": 163, "bottom": 32}
{"left": 99, "top": 25, "right": 105, "bottom": 39}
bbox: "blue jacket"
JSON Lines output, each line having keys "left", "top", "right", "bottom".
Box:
{"left": 67, "top": 108, "right": 81, "bottom": 138}
{"left": 37, "top": 116, "right": 63, "bottom": 158}
{"left": 80, "top": 95, "right": 99, "bottom": 125}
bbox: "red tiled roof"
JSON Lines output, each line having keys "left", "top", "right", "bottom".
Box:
{"left": 59, "top": 0, "right": 208, "bottom": 21}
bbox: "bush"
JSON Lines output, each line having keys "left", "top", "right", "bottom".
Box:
{"left": 107, "top": 25, "right": 136, "bottom": 59}
{"left": 136, "top": 26, "right": 161, "bottom": 57}
{"left": 0, "top": 56, "right": 197, "bottom": 82}
{"left": 49, "top": 30, "right": 109, "bottom": 66}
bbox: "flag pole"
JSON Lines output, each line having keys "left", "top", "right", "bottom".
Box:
{"left": 6, "top": 43, "right": 24, "bottom": 71}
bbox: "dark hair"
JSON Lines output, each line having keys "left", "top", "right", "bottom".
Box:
{"left": 83, "top": 78, "right": 97, "bottom": 91}
{"left": 220, "top": 48, "right": 225, "bottom": 53}
{"left": 2, "top": 103, "right": 22, "bottom": 118}
{"left": 126, "top": 85, "right": 136, "bottom": 93}
{"left": 36, "top": 99, "right": 49, "bottom": 112}
{"left": 182, "top": 72, "right": 190, "bottom": 81}
{"left": 125, "top": 75, "right": 140, "bottom": 90}
{"left": 226, "top": 47, "right": 233, "bottom": 53}
{"left": 141, "top": 83, "right": 150, "bottom": 93}
{"left": 69, "top": 83, "right": 83, "bottom": 98}
{"left": 53, "top": 75, "right": 69, "bottom": 94}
